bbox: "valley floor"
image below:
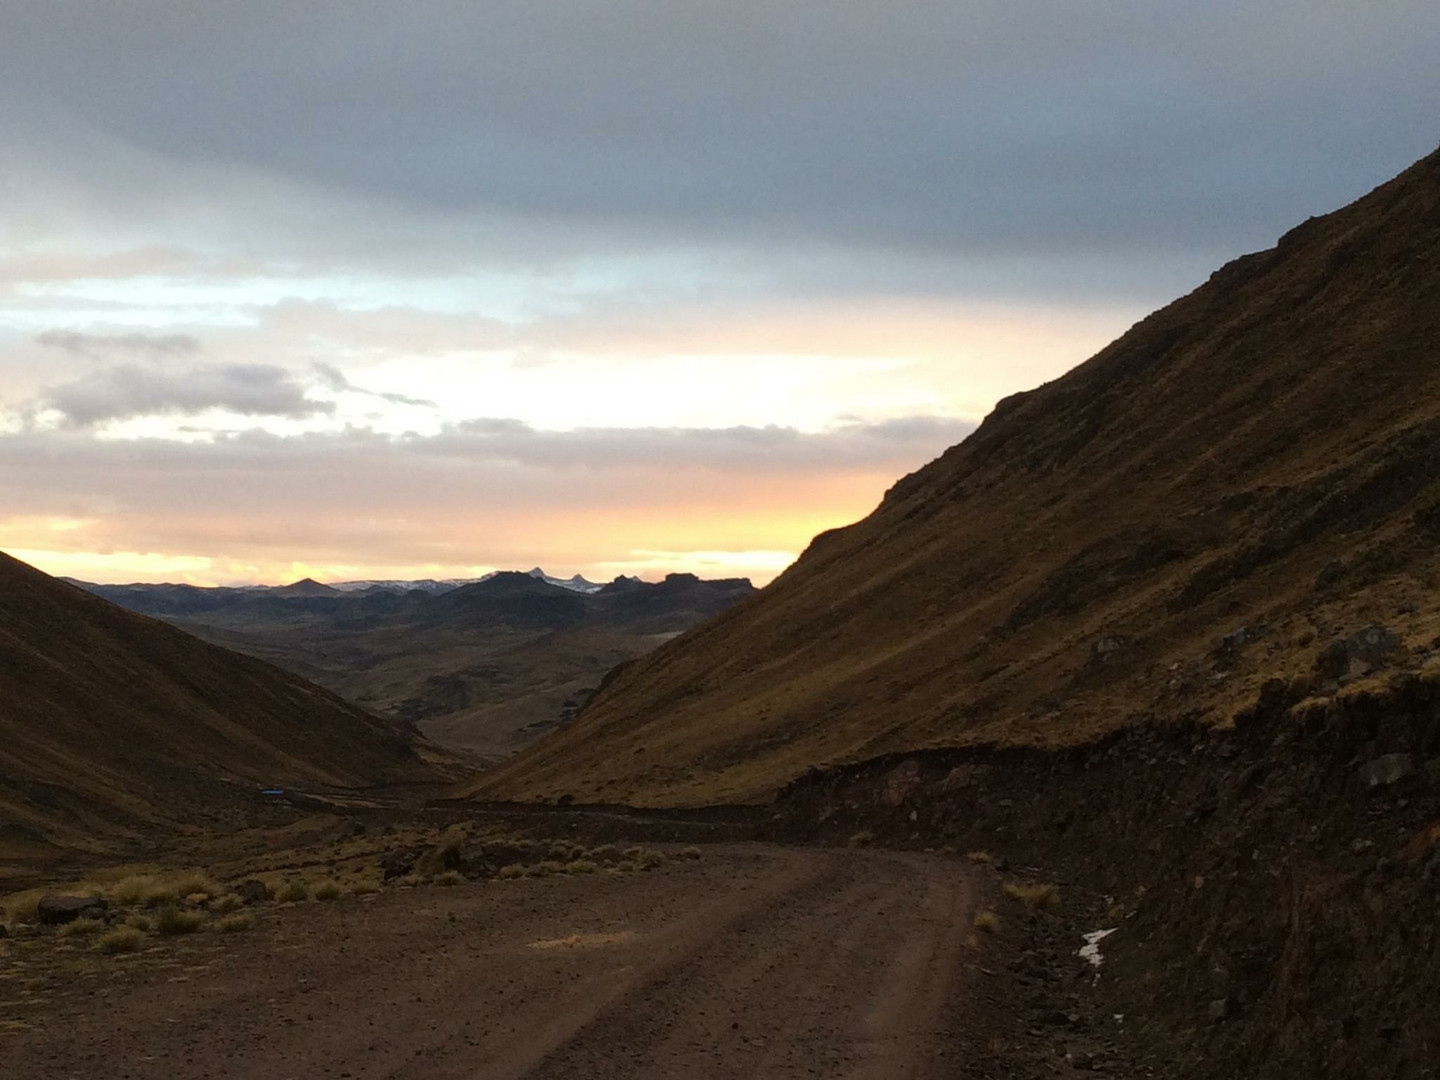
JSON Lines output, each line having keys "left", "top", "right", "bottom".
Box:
{"left": 2, "top": 845, "right": 1021, "bottom": 1079}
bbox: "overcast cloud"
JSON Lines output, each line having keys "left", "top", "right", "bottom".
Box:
{"left": 1, "top": 2, "right": 1435, "bottom": 583}
{"left": 3, "top": 2, "right": 1436, "bottom": 264}
{"left": 42, "top": 363, "right": 333, "bottom": 427}
{"left": 36, "top": 330, "right": 201, "bottom": 359}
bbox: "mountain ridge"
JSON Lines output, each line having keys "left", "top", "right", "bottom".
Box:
{"left": 77, "top": 569, "right": 759, "bottom": 763}
{"left": 464, "top": 146, "right": 1440, "bottom": 806}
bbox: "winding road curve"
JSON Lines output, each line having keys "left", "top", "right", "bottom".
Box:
{"left": 3, "top": 846, "right": 980, "bottom": 1079}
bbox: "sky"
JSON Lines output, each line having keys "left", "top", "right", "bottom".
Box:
{"left": 2, "top": 2, "right": 1437, "bottom": 587}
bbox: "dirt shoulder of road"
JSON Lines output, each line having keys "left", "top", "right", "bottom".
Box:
{"left": 0, "top": 839, "right": 1128, "bottom": 1080}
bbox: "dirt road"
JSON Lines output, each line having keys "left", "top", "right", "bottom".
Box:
{"left": 2, "top": 845, "right": 981, "bottom": 1079}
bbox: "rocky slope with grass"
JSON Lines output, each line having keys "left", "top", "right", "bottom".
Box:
{"left": 0, "top": 551, "right": 434, "bottom": 857}
{"left": 470, "top": 145, "right": 1440, "bottom": 807}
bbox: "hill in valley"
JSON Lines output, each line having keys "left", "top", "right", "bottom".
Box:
{"left": 0, "top": 552, "right": 434, "bottom": 858}
{"left": 78, "top": 570, "right": 757, "bottom": 762}
{"left": 467, "top": 146, "right": 1440, "bottom": 807}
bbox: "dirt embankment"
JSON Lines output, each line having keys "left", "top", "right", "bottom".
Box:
{"left": 766, "top": 674, "right": 1440, "bottom": 1079}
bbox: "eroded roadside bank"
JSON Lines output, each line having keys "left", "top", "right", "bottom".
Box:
{"left": 764, "top": 673, "right": 1440, "bottom": 1079}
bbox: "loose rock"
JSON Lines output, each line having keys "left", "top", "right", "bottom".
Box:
{"left": 234, "top": 879, "right": 270, "bottom": 905}
{"left": 1360, "top": 753, "right": 1416, "bottom": 789}
{"left": 37, "top": 895, "right": 109, "bottom": 926}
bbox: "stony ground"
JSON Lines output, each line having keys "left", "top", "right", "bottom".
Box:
{"left": 0, "top": 843, "right": 1120, "bottom": 1080}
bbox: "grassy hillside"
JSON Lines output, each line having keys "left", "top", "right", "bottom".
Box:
{"left": 468, "top": 146, "right": 1440, "bottom": 806}
{"left": 0, "top": 552, "right": 433, "bottom": 855}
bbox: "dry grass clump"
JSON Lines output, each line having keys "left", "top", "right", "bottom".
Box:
{"left": 564, "top": 860, "right": 597, "bottom": 875}
{"left": 590, "top": 844, "right": 620, "bottom": 863}
{"left": 213, "top": 913, "right": 253, "bottom": 933}
{"left": 635, "top": 849, "right": 666, "bottom": 871}
{"left": 277, "top": 880, "right": 309, "bottom": 904}
{"left": 966, "top": 851, "right": 993, "bottom": 865}
{"left": 314, "top": 881, "right": 343, "bottom": 901}
{"left": 156, "top": 906, "right": 204, "bottom": 936}
{"left": 2, "top": 890, "right": 45, "bottom": 924}
{"left": 614, "top": 860, "right": 638, "bottom": 874}
{"left": 108, "top": 871, "right": 222, "bottom": 908}
{"left": 536, "top": 860, "right": 566, "bottom": 877}
{"left": 848, "top": 831, "right": 875, "bottom": 848}
{"left": 679, "top": 846, "right": 703, "bottom": 860}
{"left": 109, "top": 874, "right": 160, "bottom": 906}
{"left": 973, "top": 909, "right": 1001, "bottom": 933}
{"left": 435, "top": 870, "right": 463, "bottom": 887}
{"left": 498, "top": 864, "right": 526, "bottom": 880}
{"left": 58, "top": 917, "right": 104, "bottom": 938}
{"left": 351, "top": 880, "right": 381, "bottom": 896}
{"left": 126, "top": 913, "right": 155, "bottom": 933}
{"left": 1002, "top": 882, "right": 1061, "bottom": 910}
{"left": 170, "top": 872, "right": 221, "bottom": 899}
{"left": 415, "top": 826, "right": 468, "bottom": 877}
{"left": 211, "top": 893, "right": 244, "bottom": 914}
{"left": 546, "top": 840, "right": 578, "bottom": 860}
{"left": 97, "top": 926, "right": 144, "bottom": 954}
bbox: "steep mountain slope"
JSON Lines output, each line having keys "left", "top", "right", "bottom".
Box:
{"left": 79, "top": 571, "right": 757, "bottom": 762}
{"left": 0, "top": 552, "right": 431, "bottom": 853}
{"left": 469, "top": 147, "right": 1440, "bottom": 806}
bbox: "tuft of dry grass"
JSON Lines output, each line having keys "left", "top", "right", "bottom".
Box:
{"left": 277, "top": 880, "right": 309, "bottom": 904}
{"left": 126, "top": 913, "right": 155, "bottom": 933}
{"left": 435, "top": 870, "right": 463, "bottom": 887}
{"left": 536, "top": 860, "right": 566, "bottom": 877}
{"left": 2, "top": 889, "right": 45, "bottom": 924}
{"left": 498, "top": 864, "right": 526, "bottom": 880}
{"left": 97, "top": 926, "right": 144, "bottom": 954}
{"left": 635, "top": 849, "right": 666, "bottom": 871}
{"left": 614, "top": 860, "right": 638, "bottom": 874}
{"left": 314, "top": 881, "right": 343, "bottom": 901}
{"left": 169, "top": 872, "right": 221, "bottom": 901}
{"left": 564, "top": 860, "right": 597, "bottom": 875}
{"left": 415, "top": 826, "right": 469, "bottom": 877}
{"left": 58, "top": 917, "right": 104, "bottom": 938}
{"left": 351, "top": 880, "right": 381, "bottom": 896}
{"left": 679, "top": 846, "right": 703, "bottom": 861}
{"left": 109, "top": 874, "right": 159, "bottom": 906}
{"left": 973, "top": 908, "right": 1001, "bottom": 933}
{"left": 848, "top": 831, "right": 875, "bottom": 848}
{"left": 156, "top": 906, "right": 204, "bottom": 936}
{"left": 966, "top": 850, "right": 993, "bottom": 865}
{"left": 211, "top": 894, "right": 244, "bottom": 914}
{"left": 1002, "top": 881, "right": 1061, "bottom": 910}
{"left": 213, "top": 913, "right": 253, "bottom": 933}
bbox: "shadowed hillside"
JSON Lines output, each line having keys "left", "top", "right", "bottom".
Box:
{"left": 0, "top": 552, "right": 433, "bottom": 855}
{"left": 468, "top": 146, "right": 1440, "bottom": 806}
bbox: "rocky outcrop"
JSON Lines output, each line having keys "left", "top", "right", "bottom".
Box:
{"left": 36, "top": 895, "right": 109, "bottom": 926}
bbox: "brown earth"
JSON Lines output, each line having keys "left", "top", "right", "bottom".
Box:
{"left": 764, "top": 671, "right": 1440, "bottom": 1079}
{"left": 0, "top": 844, "right": 1109, "bottom": 1080}
{"left": 0, "top": 552, "right": 436, "bottom": 859}
{"left": 469, "top": 145, "right": 1440, "bottom": 807}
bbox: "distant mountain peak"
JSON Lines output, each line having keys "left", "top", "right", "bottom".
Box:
{"left": 275, "top": 577, "right": 340, "bottom": 596}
